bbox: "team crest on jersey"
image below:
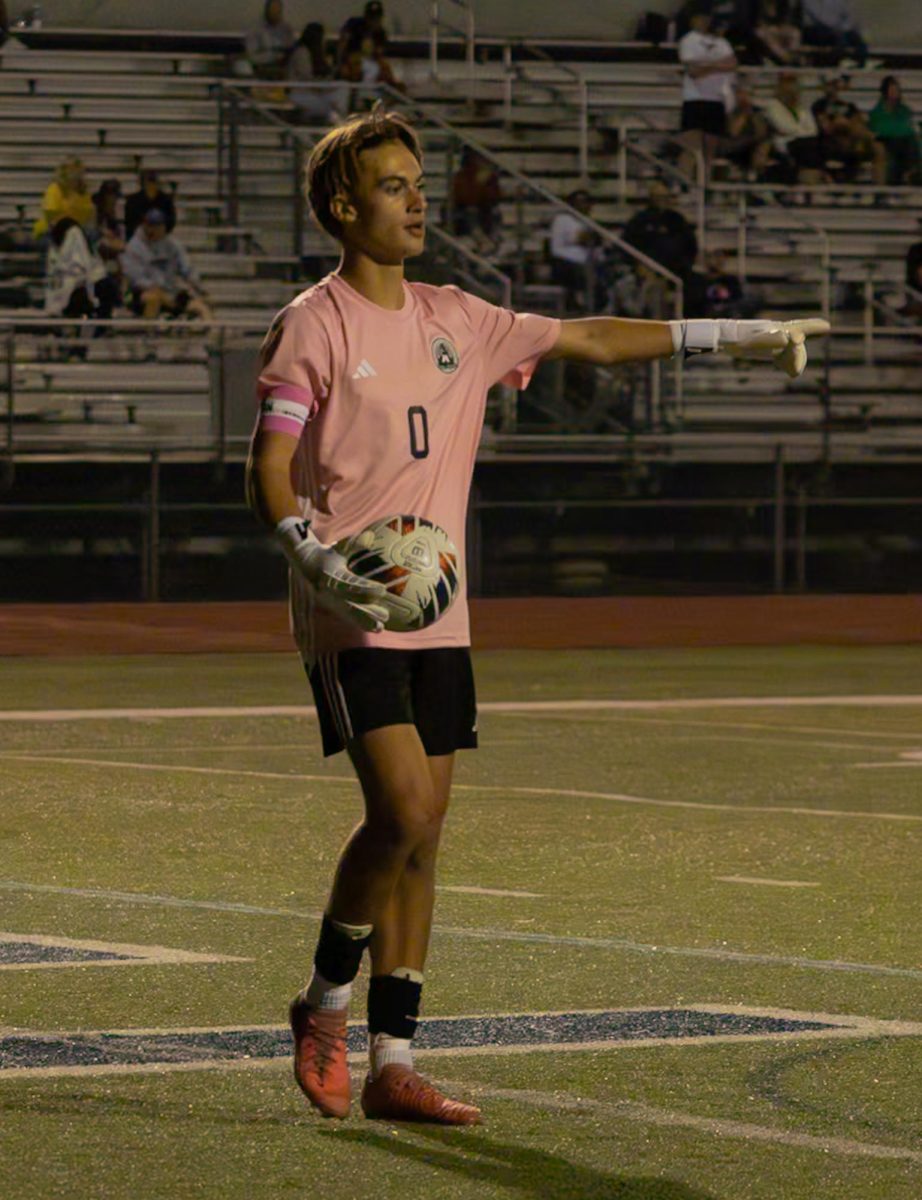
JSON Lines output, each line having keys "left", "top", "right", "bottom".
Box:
{"left": 431, "top": 337, "right": 460, "bottom": 374}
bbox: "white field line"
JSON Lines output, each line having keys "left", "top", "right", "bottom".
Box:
{"left": 2, "top": 695, "right": 922, "bottom": 722}
{"left": 0, "top": 930, "right": 247, "bottom": 970}
{"left": 438, "top": 1081, "right": 922, "bottom": 1166}
{"left": 3, "top": 752, "right": 920, "bottom": 824}
{"left": 2, "top": 879, "right": 920, "bottom": 980}
{"left": 438, "top": 886, "right": 544, "bottom": 898}
{"left": 854, "top": 750, "right": 922, "bottom": 769}
{"left": 714, "top": 876, "right": 821, "bottom": 889}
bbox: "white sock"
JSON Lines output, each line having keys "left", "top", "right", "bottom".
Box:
{"left": 369, "top": 1032, "right": 414, "bottom": 1078}
{"left": 301, "top": 971, "right": 352, "bottom": 1011}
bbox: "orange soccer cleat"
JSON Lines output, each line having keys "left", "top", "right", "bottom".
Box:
{"left": 360, "top": 1065, "right": 482, "bottom": 1125}
{"left": 289, "top": 997, "right": 351, "bottom": 1119}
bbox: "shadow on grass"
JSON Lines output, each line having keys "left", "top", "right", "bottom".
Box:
{"left": 320, "top": 1125, "right": 716, "bottom": 1199}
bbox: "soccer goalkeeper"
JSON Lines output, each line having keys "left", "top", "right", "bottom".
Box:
{"left": 245, "top": 106, "right": 828, "bottom": 1126}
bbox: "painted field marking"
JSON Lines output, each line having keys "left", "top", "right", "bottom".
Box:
{"left": 715, "top": 876, "right": 821, "bottom": 889}
{"left": 439, "top": 1080, "right": 922, "bottom": 1166}
{"left": 3, "top": 751, "right": 920, "bottom": 824}
{"left": 438, "top": 886, "right": 544, "bottom": 899}
{"left": 3, "top": 1004, "right": 921, "bottom": 1084}
{"left": 0, "top": 931, "right": 247, "bottom": 971}
{"left": 1, "top": 879, "right": 920, "bottom": 981}
{"left": 1, "top": 695, "right": 922, "bottom": 723}
{"left": 854, "top": 750, "right": 922, "bottom": 769}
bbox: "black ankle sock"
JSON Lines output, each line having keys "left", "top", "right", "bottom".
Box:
{"left": 367, "top": 974, "right": 423, "bottom": 1039}
{"left": 313, "top": 915, "right": 372, "bottom": 986}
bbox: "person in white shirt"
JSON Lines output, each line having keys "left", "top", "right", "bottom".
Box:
{"left": 678, "top": 3, "right": 737, "bottom": 170}
{"left": 549, "top": 190, "right": 600, "bottom": 311}
{"left": 763, "top": 70, "right": 828, "bottom": 184}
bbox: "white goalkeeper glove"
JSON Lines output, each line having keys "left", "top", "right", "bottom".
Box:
{"left": 275, "top": 516, "right": 389, "bottom": 633}
{"left": 669, "top": 318, "right": 830, "bottom": 378}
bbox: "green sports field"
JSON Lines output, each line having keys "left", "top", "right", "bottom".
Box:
{"left": 1, "top": 645, "right": 920, "bottom": 1199}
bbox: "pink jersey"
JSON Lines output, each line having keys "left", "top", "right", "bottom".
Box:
{"left": 256, "top": 272, "right": 559, "bottom": 661}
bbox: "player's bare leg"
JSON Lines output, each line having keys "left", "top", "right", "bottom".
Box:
{"left": 341, "top": 729, "right": 481, "bottom": 1124}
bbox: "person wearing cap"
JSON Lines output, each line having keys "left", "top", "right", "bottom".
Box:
{"left": 677, "top": 4, "right": 737, "bottom": 172}
{"left": 125, "top": 169, "right": 176, "bottom": 240}
{"left": 622, "top": 180, "right": 699, "bottom": 289}
{"left": 812, "top": 73, "right": 885, "bottom": 186}
{"left": 121, "top": 209, "right": 211, "bottom": 321}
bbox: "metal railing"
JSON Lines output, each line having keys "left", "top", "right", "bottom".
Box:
{"left": 429, "top": 0, "right": 475, "bottom": 90}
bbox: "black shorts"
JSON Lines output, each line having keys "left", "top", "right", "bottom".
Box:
{"left": 306, "top": 647, "right": 478, "bottom": 758}
{"left": 681, "top": 100, "right": 727, "bottom": 137}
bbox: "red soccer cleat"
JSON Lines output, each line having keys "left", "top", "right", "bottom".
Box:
{"left": 289, "top": 997, "right": 351, "bottom": 1119}
{"left": 360, "top": 1065, "right": 482, "bottom": 1125}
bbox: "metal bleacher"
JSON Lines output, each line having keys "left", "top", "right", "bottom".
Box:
{"left": 0, "top": 35, "right": 921, "bottom": 464}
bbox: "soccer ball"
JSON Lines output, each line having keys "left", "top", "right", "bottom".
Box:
{"left": 337, "top": 514, "right": 461, "bottom": 632}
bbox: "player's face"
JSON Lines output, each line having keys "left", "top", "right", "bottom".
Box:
{"left": 342, "top": 139, "right": 427, "bottom": 264}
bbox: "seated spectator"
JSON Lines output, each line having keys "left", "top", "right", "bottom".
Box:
{"left": 696, "top": 249, "right": 762, "bottom": 317}
{"left": 90, "top": 178, "right": 126, "bottom": 265}
{"left": 677, "top": 4, "right": 737, "bottom": 171}
{"left": 121, "top": 209, "right": 212, "bottom": 321}
{"left": 869, "top": 77, "right": 921, "bottom": 186}
{"left": 451, "top": 150, "right": 502, "bottom": 250}
{"left": 44, "top": 218, "right": 119, "bottom": 351}
{"left": 125, "top": 170, "right": 176, "bottom": 240}
{"left": 801, "top": 0, "right": 869, "bottom": 69}
{"left": 723, "top": 84, "right": 774, "bottom": 177}
{"left": 287, "top": 22, "right": 347, "bottom": 124}
{"left": 549, "top": 190, "right": 603, "bottom": 311}
{"left": 622, "top": 180, "right": 699, "bottom": 285}
{"left": 338, "top": 31, "right": 403, "bottom": 103}
{"left": 337, "top": 0, "right": 388, "bottom": 70}
{"left": 812, "top": 73, "right": 886, "bottom": 185}
{"left": 611, "top": 261, "right": 669, "bottom": 319}
{"left": 245, "top": 0, "right": 295, "bottom": 80}
{"left": 755, "top": 0, "right": 803, "bottom": 65}
{"left": 762, "top": 71, "right": 828, "bottom": 184}
{"left": 33, "top": 156, "right": 94, "bottom": 241}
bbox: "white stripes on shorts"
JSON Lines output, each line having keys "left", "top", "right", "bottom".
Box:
{"left": 317, "top": 653, "right": 354, "bottom": 744}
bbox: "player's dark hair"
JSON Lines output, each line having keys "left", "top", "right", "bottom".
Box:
{"left": 305, "top": 106, "right": 423, "bottom": 239}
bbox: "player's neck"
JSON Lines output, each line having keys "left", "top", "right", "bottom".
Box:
{"left": 336, "top": 253, "right": 406, "bottom": 311}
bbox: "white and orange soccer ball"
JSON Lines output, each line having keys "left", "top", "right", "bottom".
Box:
{"left": 337, "top": 514, "right": 461, "bottom": 632}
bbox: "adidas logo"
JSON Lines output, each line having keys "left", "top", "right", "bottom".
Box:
{"left": 351, "top": 359, "right": 377, "bottom": 380}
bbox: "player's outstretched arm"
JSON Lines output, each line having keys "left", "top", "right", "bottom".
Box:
{"left": 546, "top": 316, "right": 830, "bottom": 378}
{"left": 246, "top": 429, "right": 388, "bottom": 633}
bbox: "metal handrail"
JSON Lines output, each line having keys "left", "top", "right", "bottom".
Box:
{"left": 429, "top": 0, "right": 475, "bottom": 87}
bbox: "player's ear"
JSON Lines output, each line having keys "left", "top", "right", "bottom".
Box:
{"left": 331, "top": 191, "right": 358, "bottom": 227}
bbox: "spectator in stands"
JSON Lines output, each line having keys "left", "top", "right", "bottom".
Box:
{"left": 610, "top": 261, "right": 668, "bottom": 319}
{"left": 44, "top": 218, "right": 119, "bottom": 347}
{"left": 812, "top": 73, "right": 886, "bottom": 185}
{"left": 677, "top": 4, "right": 737, "bottom": 172}
{"left": 338, "top": 30, "right": 403, "bottom": 104}
{"left": 762, "top": 71, "right": 828, "bottom": 184}
{"left": 33, "top": 156, "right": 94, "bottom": 241}
{"left": 245, "top": 0, "right": 296, "bottom": 79}
{"left": 122, "top": 209, "right": 212, "bottom": 322}
{"left": 622, "top": 179, "right": 698, "bottom": 285}
{"left": 869, "top": 77, "right": 921, "bottom": 186}
{"left": 125, "top": 169, "right": 176, "bottom": 240}
{"left": 754, "top": 0, "right": 803, "bottom": 65}
{"left": 90, "top": 178, "right": 126, "bottom": 304}
{"left": 451, "top": 149, "right": 502, "bottom": 250}
{"left": 287, "top": 22, "right": 347, "bottom": 124}
{"left": 801, "top": 0, "right": 869, "bottom": 69}
{"left": 696, "top": 248, "right": 762, "bottom": 317}
{"left": 337, "top": 0, "right": 388, "bottom": 69}
{"left": 723, "top": 84, "right": 775, "bottom": 178}
{"left": 549, "top": 190, "right": 603, "bottom": 311}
